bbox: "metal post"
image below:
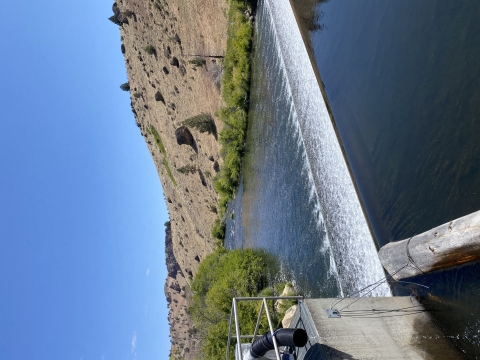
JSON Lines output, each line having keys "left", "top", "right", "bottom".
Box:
{"left": 263, "top": 298, "right": 281, "bottom": 360}
{"left": 226, "top": 296, "right": 303, "bottom": 360}
{"left": 233, "top": 298, "right": 243, "bottom": 360}
{"left": 235, "top": 296, "right": 303, "bottom": 301}
{"left": 226, "top": 301, "right": 235, "bottom": 360}
{"left": 252, "top": 300, "right": 264, "bottom": 342}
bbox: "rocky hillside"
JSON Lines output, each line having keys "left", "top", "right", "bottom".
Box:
{"left": 111, "top": 0, "right": 229, "bottom": 358}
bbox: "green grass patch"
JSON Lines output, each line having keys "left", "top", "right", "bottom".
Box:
{"left": 211, "top": 0, "right": 253, "bottom": 240}
{"left": 148, "top": 125, "right": 166, "bottom": 155}
{"left": 163, "top": 158, "right": 177, "bottom": 186}
{"left": 148, "top": 125, "right": 176, "bottom": 186}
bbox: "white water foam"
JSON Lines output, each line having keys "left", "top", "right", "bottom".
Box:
{"left": 253, "top": 0, "right": 343, "bottom": 294}
{"left": 263, "top": 0, "right": 391, "bottom": 297}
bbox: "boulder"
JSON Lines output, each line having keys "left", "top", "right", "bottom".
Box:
{"left": 170, "top": 57, "right": 179, "bottom": 67}
{"left": 112, "top": 2, "right": 120, "bottom": 16}
{"left": 155, "top": 91, "right": 165, "bottom": 104}
{"left": 275, "top": 283, "right": 295, "bottom": 311}
{"left": 179, "top": 65, "right": 186, "bottom": 76}
{"left": 169, "top": 282, "right": 181, "bottom": 293}
{"left": 175, "top": 126, "right": 194, "bottom": 146}
{"left": 164, "top": 227, "right": 181, "bottom": 278}
{"left": 117, "top": 12, "right": 129, "bottom": 24}
{"left": 112, "top": 3, "right": 129, "bottom": 24}
{"left": 282, "top": 305, "right": 297, "bottom": 328}
{"left": 198, "top": 170, "right": 207, "bottom": 187}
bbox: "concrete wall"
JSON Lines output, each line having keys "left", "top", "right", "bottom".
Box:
{"left": 289, "top": 297, "right": 463, "bottom": 360}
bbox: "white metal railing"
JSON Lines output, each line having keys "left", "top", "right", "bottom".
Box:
{"left": 226, "top": 296, "right": 304, "bottom": 360}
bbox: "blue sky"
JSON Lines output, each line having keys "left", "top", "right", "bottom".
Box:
{"left": 0, "top": 0, "right": 170, "bottom": 359}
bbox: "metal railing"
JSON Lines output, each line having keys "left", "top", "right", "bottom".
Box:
{"left": 226, "top": 296, "right": 304, "bottom": 360}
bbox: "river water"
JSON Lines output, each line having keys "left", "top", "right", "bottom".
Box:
{"left": 226, "top": 0, "right": 480, "bottom": 357}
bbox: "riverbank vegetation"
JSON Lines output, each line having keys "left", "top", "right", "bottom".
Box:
{"left": 212, "top": 0, "right": 253, "bottom": 240}
{"left": 187, "top": 248, "right": 292, "bottom": 359}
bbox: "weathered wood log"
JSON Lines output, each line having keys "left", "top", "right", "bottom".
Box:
{"left": 378, "top": 210, "right": 480, "bottom": 280}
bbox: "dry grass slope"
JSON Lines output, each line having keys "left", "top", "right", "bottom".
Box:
{"left": 113, "top": 0, "right": 230, "bottom": 358}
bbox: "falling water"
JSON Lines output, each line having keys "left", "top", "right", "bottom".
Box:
{"left": 226, "top": 0, "right": 391, "bottom": 297}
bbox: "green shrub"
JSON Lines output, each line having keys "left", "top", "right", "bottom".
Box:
{"left": 188, "top": 57, "right": 206, "bottom": 67}
{"left": 188, "top": 248, "right": 279, "bottom": 359}
{"left": 144, "top": 45, "right": 156, "bottom": 55}
{"left": 133, "top": 92, "right": 142, "bottom": 98}
{"left": 120, "top": 82, "right": 130, "bottom": 91}
{"left": 164, "top": 221, "right": 171, "bottom": 228}
{"left": 182, "top": 113, "right": 216, "bottom": 135}
{"left": 108, "top": 15, "right": 121, "bottom": 25}
{"left": 211, "top": 218, "right": 226, "bottom": 239}
{"left": 177, "top": 164, "right": 197, "bottom": 174}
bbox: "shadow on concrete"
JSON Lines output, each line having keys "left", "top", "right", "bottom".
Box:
{"left": 304, "top": 343, "right": 356, "bottom": 360}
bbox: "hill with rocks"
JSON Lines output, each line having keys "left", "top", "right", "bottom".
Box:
{"left": 111, "top": 0, "right": 229, "bottom": 358}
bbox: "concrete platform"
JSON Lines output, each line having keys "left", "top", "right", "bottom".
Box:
{"left": 289, "top": 297, "right": 462, "bottom": 359}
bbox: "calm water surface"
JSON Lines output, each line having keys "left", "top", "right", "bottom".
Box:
{"left": 299, "top": 0, "right": 480, "bottom": 356}
{"left": 227, "top": 0, "right": 480, "bottom": 356}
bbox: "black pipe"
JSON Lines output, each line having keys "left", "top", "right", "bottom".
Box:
{"left": 249, "top": 328, "right": 308, "bottom": 358}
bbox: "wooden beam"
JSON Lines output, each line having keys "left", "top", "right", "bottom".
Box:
{"left": 378, "top": 210, "right": 480, "bottom": 280}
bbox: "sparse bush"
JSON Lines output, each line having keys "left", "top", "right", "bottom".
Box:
{"left": 120, "top": 82, "right": 130, "bottom": 91}
{"left": 123, "top": 10, "right": 134, "bottom": 18}
{"left": 164, "top": 221, "right": 171, "bottom": 228}
{"left": 144, "top": 45, "right": 156, "bottom": 55}
{"left": 133, "top": 92, "right": 142, "bottom": 98}
{"left": 182, "top": 113, "right": 216, "bottom": 135}
{"left": 188, "top": 57, "right": 206, "bottom": 67}
{"left": 177, "top": 164, "right": 197, "bottom": 174}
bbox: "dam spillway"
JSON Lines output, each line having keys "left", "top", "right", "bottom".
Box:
{"left": 226, "top": 0, "right": 391, "bottom": 298}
